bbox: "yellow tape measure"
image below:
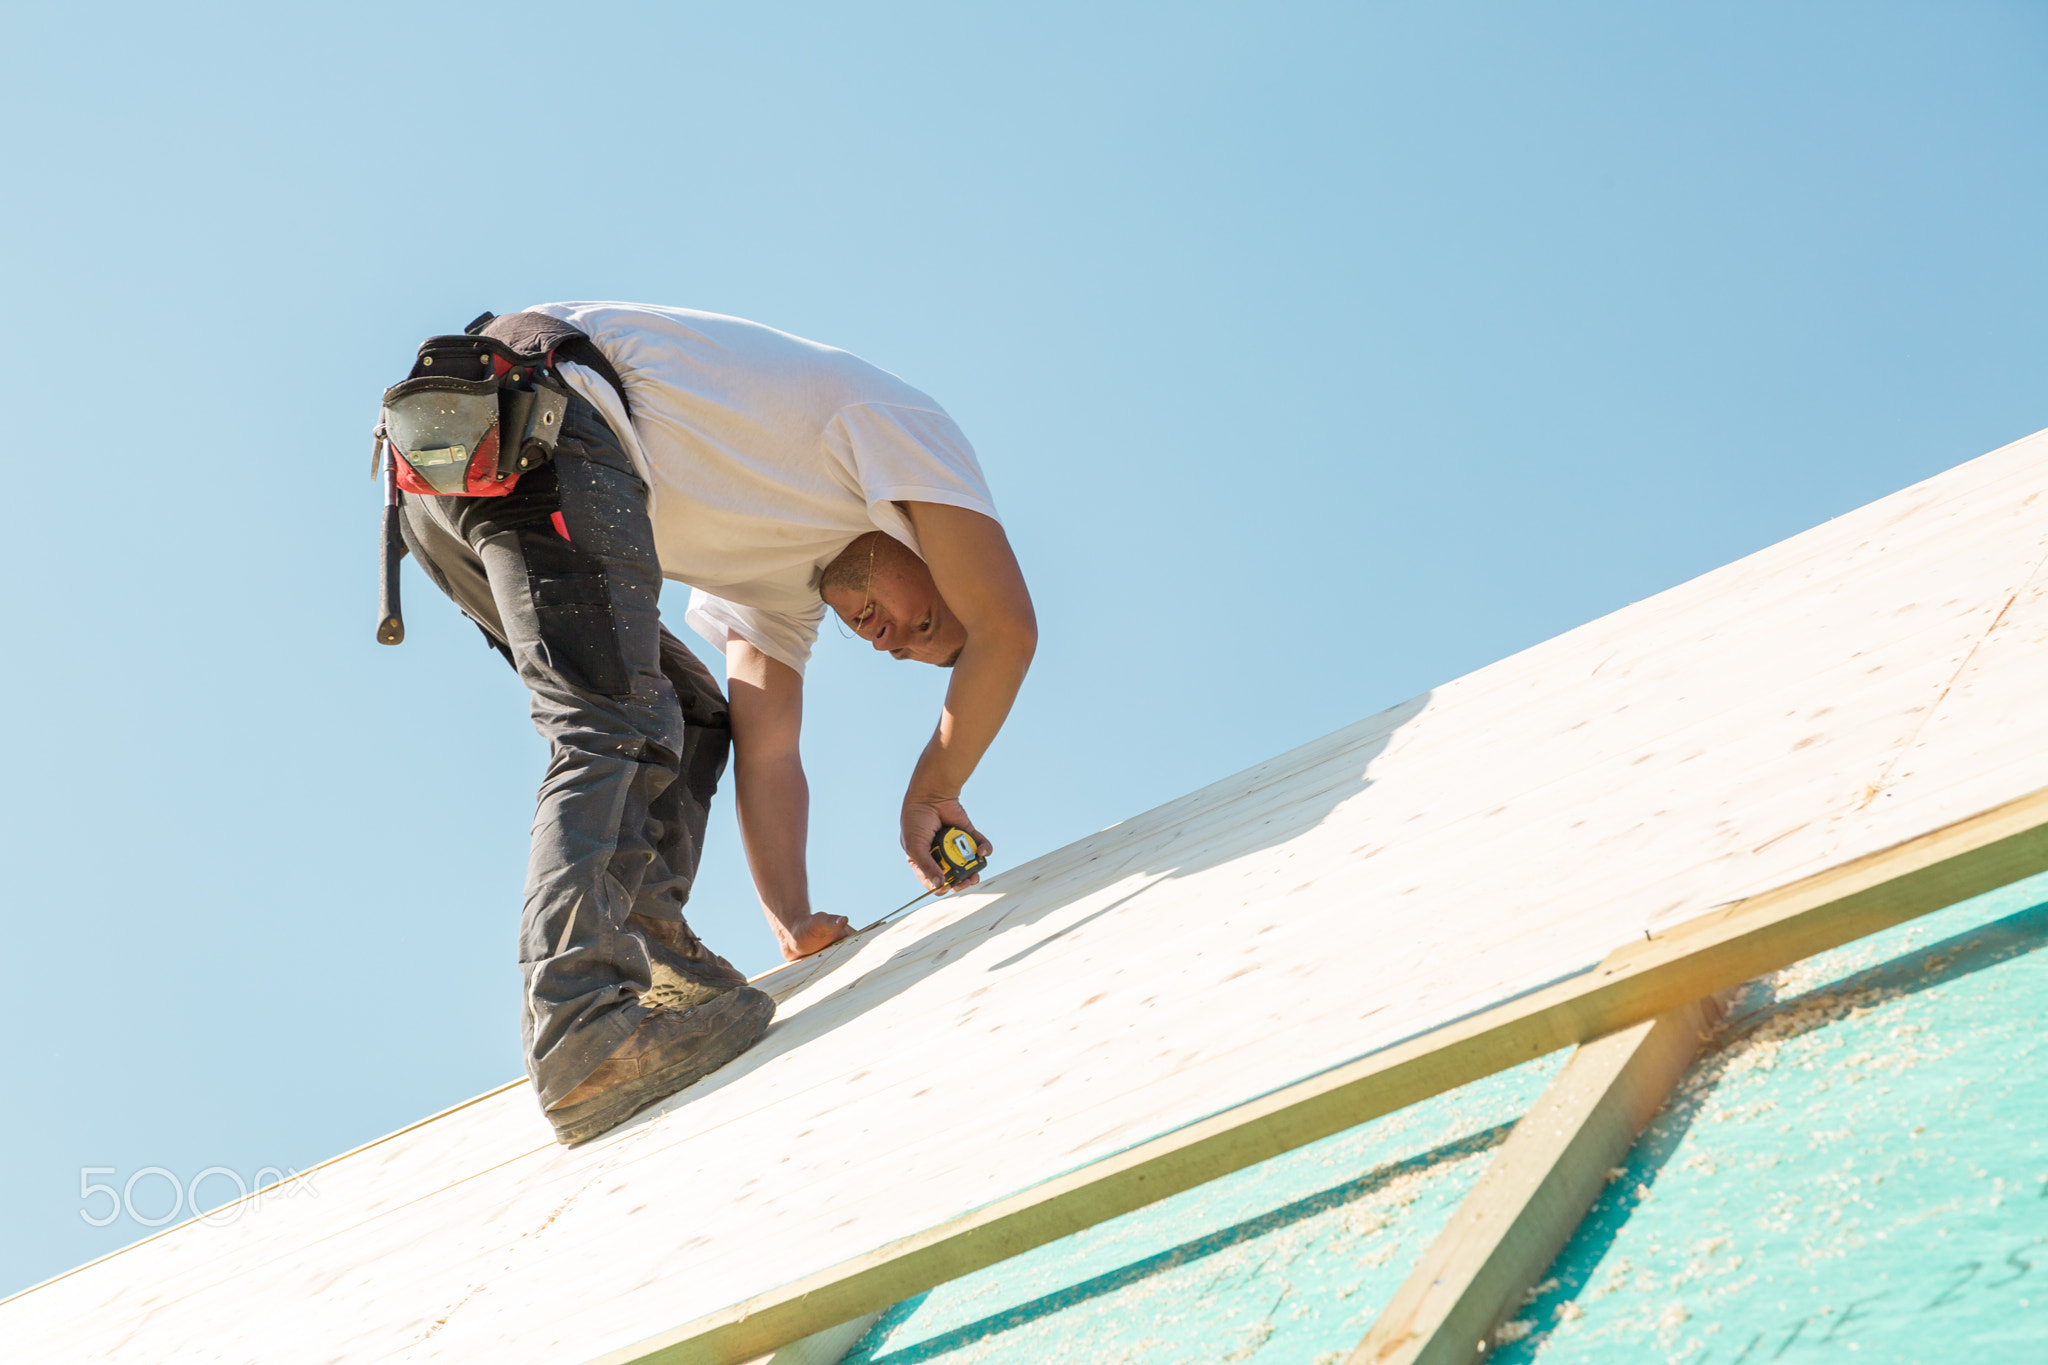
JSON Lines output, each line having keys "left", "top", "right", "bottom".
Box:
{"left": 931, "top": 825, "right": 989, "bottom": 883}
{"left": 866, "top": 825, "right": 990, "bottom": 930}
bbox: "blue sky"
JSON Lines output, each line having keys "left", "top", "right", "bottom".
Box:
{"left": 2, "top": 1, "right": 2042, "bottom": 1299}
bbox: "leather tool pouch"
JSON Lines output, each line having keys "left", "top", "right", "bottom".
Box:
{"left": 368, "top": 312, "right": 634, "bottom": 648}
{"left": 376, "top": 333, "right": 571, "bottom": 498}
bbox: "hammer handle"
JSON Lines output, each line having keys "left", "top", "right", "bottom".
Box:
{"left": 376, "top": 460, "right": 406, "bottom": 645}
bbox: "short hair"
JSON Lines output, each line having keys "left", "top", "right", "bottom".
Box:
{"left": 820, "top": 531, "right": 886, "bottom": 598}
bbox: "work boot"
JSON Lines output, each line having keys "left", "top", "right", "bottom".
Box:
{"left": 546, "top": 987, "right": 775, "bottom": 1145}
{"left": 628, "top": 911, "right": 751, "bottom": 1009}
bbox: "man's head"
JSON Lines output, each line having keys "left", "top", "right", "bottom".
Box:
{"left": 820, "top": 531, "right": 965, "bottom": 667}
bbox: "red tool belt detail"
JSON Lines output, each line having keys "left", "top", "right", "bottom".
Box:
{"left": 551, "top": 511, "right": 571, "bottom": 540}
{"left": 392, "top": 427, "right": 518, "bottom": 498}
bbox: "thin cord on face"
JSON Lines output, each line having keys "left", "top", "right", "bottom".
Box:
{"left": 831, "top": 534, "right": 881, "bottom": 640}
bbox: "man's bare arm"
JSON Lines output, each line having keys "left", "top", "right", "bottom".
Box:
{"left": 725, "top": 640, "right": 852, "bottom": 960}
{"left": 901, "top": 502, "right": 1038, "bottom": 889}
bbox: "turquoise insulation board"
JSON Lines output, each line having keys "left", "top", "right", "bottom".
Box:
{"left": 1496, "top": 872, "right": 2048, "bottom": 1364}
{"left": 842, "top": 1052, "right": 1566, "bottom": 1364}
{"left": 847, "top": 872, "right": 2048, "bottom": 1365}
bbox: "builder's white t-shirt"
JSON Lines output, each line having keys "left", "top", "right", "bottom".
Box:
{"left": 525, "top": 301, "right": 999, "bottom": 675}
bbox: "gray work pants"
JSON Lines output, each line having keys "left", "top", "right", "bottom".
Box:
{"left": 397, "top": 393, "right": 732, "bottom": 1109}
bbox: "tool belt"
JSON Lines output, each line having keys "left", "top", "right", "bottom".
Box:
{"left": 372, "top": 311, "right": 632, "bottom": 644}
{"left": 373, "top": 311, "right": 628, "bottom": 497}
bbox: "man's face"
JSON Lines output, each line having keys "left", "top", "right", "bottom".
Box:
{"left": 823, "top": 550, "right": 967, "bottom": 666}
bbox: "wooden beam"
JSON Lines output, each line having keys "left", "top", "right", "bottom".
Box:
{"left": 740, "top": 1313, "right": 881, "bottom": 1365}
{"left": 585, "top": 785, "right": 2048, "bottom": 1365}
{"left": 1349, "top": 996, "right": 1725, "bottom": 1365}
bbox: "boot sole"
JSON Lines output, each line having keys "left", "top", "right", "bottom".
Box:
{"left": 548, "top": 987, "right": 776, "bottom": 1147}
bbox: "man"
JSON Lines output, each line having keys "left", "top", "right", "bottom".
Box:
{"left": 388, "top": 303, "right": 1035, "bottom": 1145}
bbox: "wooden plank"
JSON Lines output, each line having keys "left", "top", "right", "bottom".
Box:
{"left": 740, "top": 1313, "right": 880, "bottom": 1365}
{"left": 586, "top": 786, "right": 2048, "bottom": 1365}
{"left": 1348, "top": 997, "right": 1725, "bottom": 1365}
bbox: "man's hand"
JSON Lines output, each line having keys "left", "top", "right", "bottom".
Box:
{"left": 773, "top": 910, "right": 855, "bottom": 960}
{"left": 901, "top": 797, "right": 992, "bottom": 894}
